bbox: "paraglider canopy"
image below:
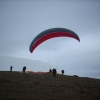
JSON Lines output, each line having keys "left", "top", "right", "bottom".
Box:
{"left": 29, "top": 28, "right": 80, "bottom": 53}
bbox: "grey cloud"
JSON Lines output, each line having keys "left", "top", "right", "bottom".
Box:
{"left": 0, "top": 0, "right": 100, "bottom": 78}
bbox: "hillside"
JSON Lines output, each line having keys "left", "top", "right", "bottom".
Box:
{"left": 0, "top": 71, "right": 100, "bottom": 100}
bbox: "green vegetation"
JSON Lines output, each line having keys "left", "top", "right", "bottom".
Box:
{"left": 0, "top": 71, "right": 100, "bottom": 100}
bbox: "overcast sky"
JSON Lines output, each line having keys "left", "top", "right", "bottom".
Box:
{"left": 0, "top": 0, "right": 100, "bottom": 78}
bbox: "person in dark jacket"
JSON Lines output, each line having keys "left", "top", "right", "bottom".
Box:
{"left": 52, "top": 68, "right": 56, "bottom": 77}
{"left": 49, "top": 69, "right": 52, "bottom": 73}
{"left": 23, "top": 66, "right": 26, "bottom": 73}
{"left": 10, "top": 66, "right": 13, "bottom": 72}
{"left": 61, "top": 70, "right": 64, "bottom": 75}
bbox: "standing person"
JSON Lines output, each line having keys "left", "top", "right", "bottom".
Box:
{"left": 52, "top": 68, "right": 56, "bottom": 77}
{"left": 61, "top": 70, "right": 64, "bottom": 75}
{"left": 23, "top": 66, "right": 26, "bottom": 73}
{"left": 49, "top": 69, "right": 52, "bottom": 73}
{"left": 10, "top": 66, "right": 13, "bottom": 72}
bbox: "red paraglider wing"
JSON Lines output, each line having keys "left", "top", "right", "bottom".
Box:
{"left": 29, "top": 28, "right": 80, "bottom": 53}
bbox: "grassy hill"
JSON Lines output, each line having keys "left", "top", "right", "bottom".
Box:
{"left": 0, "top": 71, "right": 100, "bottom": 100}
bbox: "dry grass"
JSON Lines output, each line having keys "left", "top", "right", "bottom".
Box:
{"left": 0, "top": 71, "right": 100, "bottom": 100}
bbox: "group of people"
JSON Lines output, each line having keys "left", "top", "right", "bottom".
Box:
{"left": 49, "top": 68, "right": 57, "bottom": 77}
{"left": 10, "top": 66, "right": 27, "bottom": 73}
{"left": 10, "top": 66, "right": 64, "bottom": 76}
{"left": 49, "top": 68, "right": 65, "bottom": 77}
